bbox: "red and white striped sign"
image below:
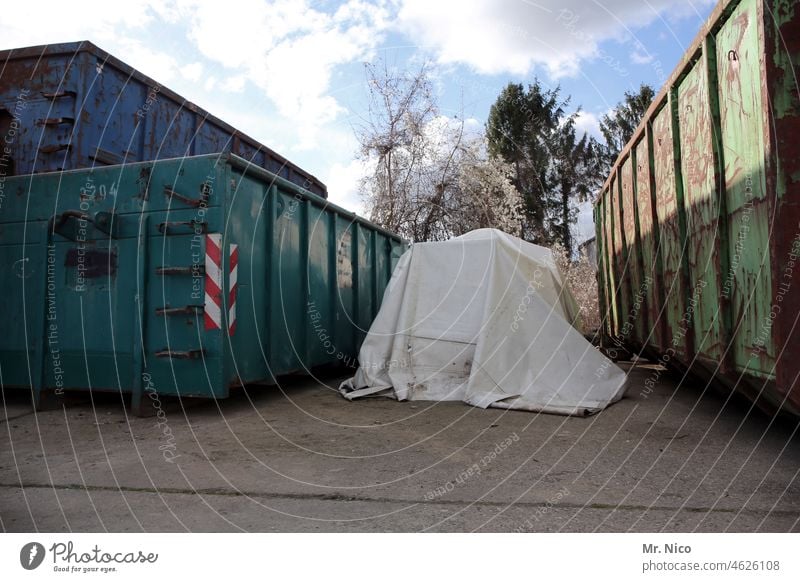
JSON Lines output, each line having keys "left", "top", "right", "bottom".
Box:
{"left": 204, "top": 233, "right": 238, "bottom": 335}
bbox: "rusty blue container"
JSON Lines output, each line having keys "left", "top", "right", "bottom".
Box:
{"left": 0, "top": 41, "right": 327, "bottom": 197}
{"left": 0, "top": 153, "right": 404, "bottom": 414}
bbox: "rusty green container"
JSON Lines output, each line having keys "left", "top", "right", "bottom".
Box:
{"left": 595, "top": 0, "right": 800, "bottom": 416}
{"left": 0, "top": 153, "right": 405, "bottom": 414}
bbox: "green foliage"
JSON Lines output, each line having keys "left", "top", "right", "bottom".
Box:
{"left": 486, "top": 80, "right": 594, "bottom": 255}
{"left": 599, "top": 84, "right": 655, "bottom": 168}
{"left": 486, "top": 81, "right": 655, "bottom": 255}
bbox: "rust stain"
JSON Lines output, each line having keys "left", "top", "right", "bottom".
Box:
{"left": 64, "top": 247, "right": 117, "bottom": 278}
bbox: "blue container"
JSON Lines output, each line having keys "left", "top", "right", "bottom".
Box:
{"left": 0, "top": 41, "right": 327, "bottom": 197}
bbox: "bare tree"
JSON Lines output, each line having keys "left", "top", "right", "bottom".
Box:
{"left": 550, "top": 243, "right": 599, "bottom": 335}
{"left": 357, "top": 60, "right": 438, "bottom": 238}
{"left": 357, "top": 61, "right": 523, "bottom": 242}
{"left": 441, "top": 136, "right": 524, "bottom": 237}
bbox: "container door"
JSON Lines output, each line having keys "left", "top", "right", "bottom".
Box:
{"left": 47, "top": 230, "right": 139, "bottom": 391}
{"left": 677, "top": 55, "right": 726, "bottom": 368}
{"left": 0, "top": 212, "right": 139, "bottom": 401}
{"left": 143, "top": 219, "right": 226, "bottom": 401}
{"left": 0, "top": 222, "right": 48, "bottom": 393}
{"left": 716, "top": 0, "right": 774, "bottom": 379}
{"left": 652, "top": 102, "right": 689, "bottom": 358}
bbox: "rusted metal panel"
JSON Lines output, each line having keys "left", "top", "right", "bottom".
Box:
{"left": 716, "top": 0, "right": 775, "bottom": 378}
{"left": 611, "top": 175, "right": 631, "bottom": 338}
{"left": 609, "top": 179, "right": 624, "bottom": 337}
{"left": 634, "top": 132, "right": 664, "bottom": 350}
{"left": 594, "top": 203, "right": 609, "bottom": 337}
{"left": 677, "top": 52, "right": 726, "bottom": 368}
{"left": 620, "top": 154, "right": 647, "bottom": 346}
{"left": 602, "top": 189, "right": 619, "bottom": 337}
{"left": 594, "top": 0, "right": 800, "bottom": 416}
{"left": 651, "top": 101, "right": 689, "bottom": 358}
{"left": 762, "top": 0, "right": 800, "bottom": 412}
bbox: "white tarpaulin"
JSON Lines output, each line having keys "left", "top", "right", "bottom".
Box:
{"left": 340, "top": 228, "right": 627, "bottom": 416}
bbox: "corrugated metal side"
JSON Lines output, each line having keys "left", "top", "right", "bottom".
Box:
{"left": 595, "top": 0, "right": 800, "bottom": 416}
{"left": 620, "top": 154, "right": 646, "bottom": 346}
{"left": 0, "top": 154, "right": 403, "bottom": 414}
{"left": 603, "top": 186, "right": 621, "bottom": 337}
{"left": 633, "top": 131, "right": 664, "bottom": 351}
{"left": 611, "top": 175, "right": 629, "bottom": 341}
{"left": 677, "top": 43, "right": 727, "bottom": 370}
{"left": 763, "top": 0, "right": 800, "bottom": 410}
{"left": 717, "top": 0, "right": 775, "bottom": 379}
{"left": 652, "top": 97, "right": 690, "bottom": 360}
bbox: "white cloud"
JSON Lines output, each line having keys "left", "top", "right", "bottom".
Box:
{"left": 325, "top": 157, "right": 370, "bottom": 214}
{"left": 630, "top": 41, "right": 655, "bottom": 65}
{"left": 112, "top": 38, "right": 181, "bottom": 82}
{"left": 203, "top": 76, "right": 218, "bottom": 92}
{"left": 178, "top": 0, "right": 390, "bottom": 148}
{"left": 574, "top": 111, "right": 603, "bottom": 141}
{"left": 397, "top": 0, "right": 712, "bottom": 77}
{"left": 221, "top": 74, "right": 248, "bottom": 93}
{"left": 0, "top": 1, "right": 159, "bottom": 49}
{"left": 181, "top": 61, "right": 204, "bottom": 82}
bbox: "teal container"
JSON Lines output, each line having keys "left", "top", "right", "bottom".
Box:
{"left": 0, "top": 153, "right": 405, "bottom": 414}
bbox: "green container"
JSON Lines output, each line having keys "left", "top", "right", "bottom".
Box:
{"left": 595, "top": 0, "right": 800, "bottom": 416}
{"left": 0, "top": 153, "right": 405, "bottom": 414}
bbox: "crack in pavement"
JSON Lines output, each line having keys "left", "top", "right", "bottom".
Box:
{"left": 1, "top": 482, "right": 797, "bottom": 517}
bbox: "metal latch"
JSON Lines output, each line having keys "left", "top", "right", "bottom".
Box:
{"left": 158, "top": 220, "right": 207, "bottom": 234}
{"left": 50, "top": 210, "right": 120, "bottom": 240}
{"left": 155, "top": 305, "right": 203, "bottom": 316}
{"left": 163, "top": 183, "right": 210, "bottom": 208}
{"left": 155, "top": 349, "right": 205, "bottom": 360}
{"left": 156, "top": 265, "right": 205, "bottom": 276}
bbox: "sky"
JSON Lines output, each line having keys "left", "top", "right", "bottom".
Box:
{"left": 1, "top": 0, "right": 716, "bottom": 242}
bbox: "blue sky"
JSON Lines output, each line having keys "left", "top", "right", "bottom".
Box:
{"left": 3, "top": 0, "right": 716, "bottom": 241}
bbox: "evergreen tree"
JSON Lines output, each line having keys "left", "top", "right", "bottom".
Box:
{"left": 486, "top": 81, "right": 568, "bottom": 245}
{"left": 598, "top": 84, "right": 655, "bottom": 170}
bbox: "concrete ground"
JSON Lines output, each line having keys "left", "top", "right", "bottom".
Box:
{"left": 1, "top": 362, "right": 798, "bottom": 532}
